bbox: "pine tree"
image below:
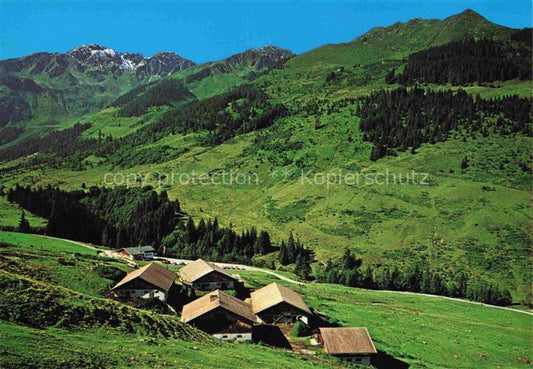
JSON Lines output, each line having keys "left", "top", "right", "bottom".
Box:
{"left": 17, "top": 210, "right": 31, "bottom": 233}
{"left": 279, "top": 241, "right": 290, "bottom": 265}
{"left": 461, "top": 156, "right": 469, "bottom": 169}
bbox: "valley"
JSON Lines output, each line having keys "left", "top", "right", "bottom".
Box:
{"left": 0, "top": 6, "right": 531, "bottom": 368}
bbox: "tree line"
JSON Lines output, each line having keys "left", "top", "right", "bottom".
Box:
{"left": 91, "top": 84, "right": 289, "bottom": 167}
{"left": 0, "top": 84, "right": 289, "bottom": 168}
{"left": 314, "top": 249, "right": 513, "bottom": 306}
{"left": 357, "top": 87, "right": 532, "bottom": 160}
{"left": 5, "top": 185, "right": 305, "bottom": 269}
{"left": 161, "top": 216, "right": 278, "bottom": 265}
{"left": 6, "top": 185, "right": 180, "bottom": 247}
{"left": 0, "top": 123, "right": 95, "bottom": 162}
{"left": 386, "top": 37, "right": 532, "bottom": 85}
{"left": 154, "top": 84, "right": 289, "bottom": 145}
{"left": 112, "top": 79, "right": 196, "bottom": 117}
{"left": 278, "top": 231, "right": 314, "bottom": 280}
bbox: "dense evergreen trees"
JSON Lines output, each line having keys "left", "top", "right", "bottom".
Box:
{"left": 510, "top": 27, "right": 533, "bottom": 44}
{"left": 5, "top": 185, "right": 286, "bottom": 266}
{"left": 154, "top": 84, "right": 289, "bottom": 145}
{"left": 6, "top": 185, "right": 180, "bottom": 247}
{"left": 358, "top": 87, "right": 532, "bottom": 160}
{"left": 278, "top": 232, "right": 314, "bottom": 279}
{"left": 17, "top": 210, "right": 30, "bottom": 232}
{"left": 114, "top": 79, "right": 196, "bottom": 117}
{"left": 387, "top": 38, "right": 532, "bottom": 85}
{"left": 314, "top": 250, "right": 512, "bottom": 306}
{"left": 161, "top": 216, "right": 278, "bottom": 265}
{"left": 0, "top": 127, "right": 24, "bottom": 145}
{"left": 0, "top": 123, "right": 95, "bottom": 162}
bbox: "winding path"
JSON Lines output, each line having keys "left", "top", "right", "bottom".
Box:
{"left": 43, "top": 234, "right": 532, "bottom": 316}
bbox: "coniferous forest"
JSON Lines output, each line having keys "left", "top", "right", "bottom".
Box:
{"left": 5, "top": 185, "right": 308, "bottom": 268}
{"left": 0, "top": 123, "right": 95, "bottom": 162}
{"left": 314, "top": 249, "right": 512, "bottom": 306}
{"left": 386, "top": 34, "right": 532, "bottom": 85}
{"left": 358, "top": 87, "right": 532, "bottom": 160}
{"left": 113, "top": 79, "right": 196, "bottom": 117}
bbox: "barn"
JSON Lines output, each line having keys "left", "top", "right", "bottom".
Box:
{"left": 179, "top": 259, "right": 237, "bottom": 291}
{"left": 250, "top": 283, "right": 312, "bottom": 324}
{"left": 318, "top": 327, "right": 377, "bottom": 366}
{"left": 111, "top": 262, "right": 176, "bottom": 302}
{"left": 181, "top": 290, "right": 255, "bottom": 341}
{"left": 116, "top": 246, "right": 155, "bottom": 260}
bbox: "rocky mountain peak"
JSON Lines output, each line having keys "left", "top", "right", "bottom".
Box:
{"left": 224, "top": 45, "right": 295, "bottom": 69}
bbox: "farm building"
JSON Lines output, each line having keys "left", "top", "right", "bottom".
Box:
{"left": 180, "top": 259, "right": 237, "bottom": 291}
{"left": 318, "top": 327, "right": 377, "bottom": 366}
{"left": 181, "top": 290, "right": 255, "bottom": 341}
{"left": 250, "top": 283, "right": 312, "bottom": 324}
{"left": 116, "top": 246, "right": 155, "bottom": 260}
{"left": 112, "top": 262, "right": 176, "bottom": 302}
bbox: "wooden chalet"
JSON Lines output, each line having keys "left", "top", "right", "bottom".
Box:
{"left": 181, "top": 290, "right": 255, "bottom": 341}
{"left": 116, "top": 245, "right": 155, "bottom": 260}
{"left": 179, "top": 259, "right": 237, "bottom": 291}
{"left": 250, "top": 283, "right": 312, "bottom": 324}
{"left": 112, "top": 262, "right": 176, "bottom": 302}
{"left": 318, "top": 327, "right": 377, "bottom": 366}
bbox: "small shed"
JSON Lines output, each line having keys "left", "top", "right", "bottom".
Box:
{"left": 318, "top": 327, "right": 377, "bottom": 366}
{"left": 112, "top": 262, "right": 176, "bottom": 302}
{"left": 181, "top": 290, "right": 255, "bottom": 341}
{"left": 117, "top": 246, "right": 155, "bottom": 260}
{"left": 250, "top": 282, "right": 312, "bottom": 324}
{"left": 179, "top": 259, "right": 237, "bottom": 291}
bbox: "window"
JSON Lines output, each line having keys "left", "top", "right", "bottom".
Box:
{"left": 222, "top": 335, "right": 228, "bottom": 338}
{"left": 236, "top": 335, "right": 242, "bottom": 338}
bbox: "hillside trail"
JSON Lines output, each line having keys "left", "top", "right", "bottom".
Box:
{"left": 44, "top": 234, "right": 533, "bottom": 317}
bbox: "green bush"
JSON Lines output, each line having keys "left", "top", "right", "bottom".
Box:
{"left": 94, "top": 265, "right": 126, "bottom": 282}
{"left": 291, "top": 321, "right": 309, "bottom": 337}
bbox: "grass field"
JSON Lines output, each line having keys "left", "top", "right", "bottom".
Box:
{"left": 0, "top": 197, "right": 47, "bottom": 229}
{"left": 0, "top": 231, "right": 96, "bottom": 256}
{"left": 0, "top": 231, "right": 531, "bottom": 369}
{"left": 0, "top": 321, "right": 334, "bottom": 369}
{"left": 240, "top": 270, "right": 533, "bottom": 369}
{"left": 1, "top": 114, "right": 530, "bottom": 302}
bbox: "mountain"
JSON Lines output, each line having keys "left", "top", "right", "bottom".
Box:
{"left": 224, "top": 45, "right": 295, "bottom": 69}
{"left": 287, "top": 9, "right": 513, "bottom": 69}
{"left": 101, "top": 45, "right": 295, "bottom": 116}
{"left": 0, "top": 44, "right": 294, "bottom": 134}
{"left": 0, "top": 44, "right": 195, "bottom": 128}
{"left": 176, "top": 45, "right": 295, "bottom": 98}
{"left": 0, "top": 9, "right": 531, "bottom": 309}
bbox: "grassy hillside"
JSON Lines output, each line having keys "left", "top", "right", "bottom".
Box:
{"left": 0, "top": 10, "right": 530, "bottom": 302}
{"left": 0, "top": 232, "right": 336, "bottom": 369}
{"left": 2, "top": 97, "right": 529, "bottom": 301}
{"left": 288, "top": 9, "right": 512, "bottom": 70}
{"left": 0, "top": 231, "right": 531, "bottom": 369}
{"left": 0, "top": 322, "right": 334, "bottom": 369}
{"left": 0, "top": 197, "right": 47, "bottom": 229}
{"left": 242, "top": 270, "right": 532, "bottom": 369}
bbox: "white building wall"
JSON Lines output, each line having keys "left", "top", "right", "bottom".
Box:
{"left": 339, "top": 355, "right": 371, "bottom": 366}
{"left": 213, "top": 333, "right": 252, "bottom": 341}
{"left": 116, "top": 289, "right": 168, "bottom": 302}
{"left": 193, "top": 281, "right": 235, "bottom": 290}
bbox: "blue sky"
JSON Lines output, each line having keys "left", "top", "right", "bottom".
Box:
{"left": 1, "top": 0, "right": 531, "bottom": 62}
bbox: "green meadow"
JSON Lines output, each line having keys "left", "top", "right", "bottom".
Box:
{"left": 0, "top": 232, "right": 531, "bottom": 369}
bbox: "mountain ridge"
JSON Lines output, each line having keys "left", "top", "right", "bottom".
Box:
{"left": 0, "top": 43, "right": 293, "bottom": 128}
{"left": 287, "top": 8, "right": 515, "bottom": 70}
